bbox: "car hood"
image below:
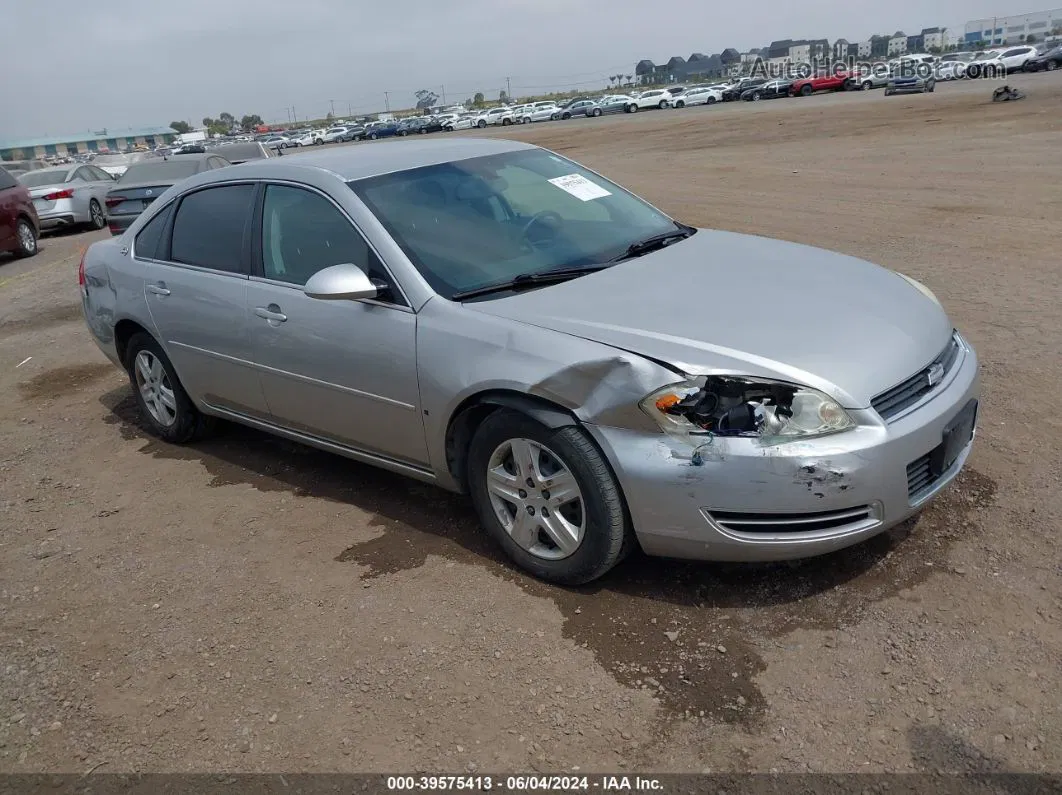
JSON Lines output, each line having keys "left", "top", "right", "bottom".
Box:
{"left": 467, "top": 229, "right": 953, "bottom": 408}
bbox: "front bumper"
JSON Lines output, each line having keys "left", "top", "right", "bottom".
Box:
{"left": 586, "top": 337, "right": 980, "bottom": 562}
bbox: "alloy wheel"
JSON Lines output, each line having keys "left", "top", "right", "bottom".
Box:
{"left": 17, "top": 221, "right": 36, "bottom": 254}
{"left": 90, "top": 201, "right": 104, "bottom": 228}
{"left": 485, "top": 438, "right": 585, "bottom": 561}
{"left": 134, "top": 350, "right": 178, "bottom": 427}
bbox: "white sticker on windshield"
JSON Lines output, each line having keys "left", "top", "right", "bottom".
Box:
{"left": 548, "top": 174, "right": 611, "bottom": 201}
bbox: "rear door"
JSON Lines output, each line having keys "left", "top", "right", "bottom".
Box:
{"left": 141, "top": 182, "right": 270, "bottom": 417}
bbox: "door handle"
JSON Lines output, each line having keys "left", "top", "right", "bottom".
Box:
{"left": 254, "top": 305, "right": 287, "bottom": 322}
{"left": 147, "top": 282, "right": 170, "bottom": 296}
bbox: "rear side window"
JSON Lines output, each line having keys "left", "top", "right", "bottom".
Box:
{"left": 0, "top": 169, "right": 16, "bottom": 190}
{"left": 170, "top": 184, "right": 255, "bottom": 273}
{"left": 134, "top": 203, "right": 174, "bottom": 260}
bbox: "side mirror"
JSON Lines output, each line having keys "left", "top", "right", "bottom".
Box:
{"left": 303, "top": 263, "right": 378, "bottom": 301}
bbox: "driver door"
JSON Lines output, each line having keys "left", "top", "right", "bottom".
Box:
{"left": 245, "top": 182, "right": 428, "bottom": 466}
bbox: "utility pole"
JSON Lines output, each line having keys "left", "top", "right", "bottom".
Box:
{"left": 330, "top": 99, "right": 335, "bottom": 117}
{"left": 506, "top": 76, "right": 512, "bottom": 100}
{"left": 291, "top": 106, "right": 296, "bottom": 123}
{"left": 441, "top": 85, "right": 446, "bottom": 104}
{"left": 384, "top": 91, "right": 390, "bottom": 113}
{"left": 348, "top": 102, "right": 352, "bottom": 116}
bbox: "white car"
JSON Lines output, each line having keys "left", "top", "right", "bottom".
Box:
{"left": 448, "top": 113, "right": 480, "bottom": 130}
{"left": 294, "top": 130, "right": 325, "bottom": 146}
{"left": 983, "top": 45, "right": 1039, "bottom": 73}
{"left": 670, "top": 86, "right": 723, "bottom": 108}
{"left": 433, "top": 113, "right": 461, "bottom": 129}
{"left": 320, "top": 127, "right": 349, "bottom": 144}
{"left": 484, "top": 106, "right": 515, "bottom": 126}
{"left": 937, "top": 52, "right": 976, "bottom": 80}
{"left": 625, "top": 89, "right": 672, "bottom": 112}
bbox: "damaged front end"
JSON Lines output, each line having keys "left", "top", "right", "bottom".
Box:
{"left": 640, "top": 376, "right": 854, "bottom": 453}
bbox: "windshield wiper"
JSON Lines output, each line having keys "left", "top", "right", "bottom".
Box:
{"left": 609, "top": 224, "right": 696, "bottom": 262}
{"left": 451, "top": 265, "right": 611, "bottom": 301}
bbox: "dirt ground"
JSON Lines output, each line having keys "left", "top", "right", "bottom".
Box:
{"left": 1, "top": 73, "right": 1060, "bottom": 776}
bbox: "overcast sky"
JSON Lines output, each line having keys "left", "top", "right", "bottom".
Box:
{"left": 0, "top": 0, "right": 1041, "bottom": 140}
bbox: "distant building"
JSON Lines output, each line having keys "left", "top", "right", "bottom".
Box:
{"left": 906, "top": 33, "right": 925, "bottom": 52}
{"left": 833, "top": 39, "right": 850, "bottom": 59}
{"left": 922, "top": 27, "right": 946, "bottom": 50}
{"left": 0, "top": 126, "right": 176, "bottom": 161}
{"left": 857, "top": 40, "right": 873, "bottom": 57}
{"left": 964, "top": 7, "right": 1062, "bottom": 45}
{"left": 888, "top": 33, "right": 909, "bottom": 55}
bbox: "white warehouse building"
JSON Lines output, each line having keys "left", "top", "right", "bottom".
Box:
{"left": 963, "top": 7, "right": 1062, "bottom": 45}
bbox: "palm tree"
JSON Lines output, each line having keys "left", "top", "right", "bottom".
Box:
{"left": 625, "top": 74, "right": 633, "bottom": 86}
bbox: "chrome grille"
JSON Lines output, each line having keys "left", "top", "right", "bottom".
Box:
{"left": 708, "top": 505, "right": 876, "bottom": 535}
{"left": 872, "top": 335, "right": 962, "bottom": 421}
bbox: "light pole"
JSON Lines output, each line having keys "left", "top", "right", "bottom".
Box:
{"left": 384, "top": 92, "right": 390, "bottom": 113}
{"left": 506, "top": 76, "right": 512, "bottom": 100}
{"left": 330, "top": 99, "right": 335, "bottom": 117}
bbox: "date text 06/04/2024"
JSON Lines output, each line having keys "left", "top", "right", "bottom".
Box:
{"left": 386, "top": 775, "right": 664, "bottom": 791}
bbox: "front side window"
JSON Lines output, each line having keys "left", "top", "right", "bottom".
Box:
{"left": 260, "top": 184, "right": 388, "bottom": 289}
{"left": 350, "top": 148, "right": 682, "bottom": 299}
{"left": 170, "top": 184, "right": 255, "bottom": 272}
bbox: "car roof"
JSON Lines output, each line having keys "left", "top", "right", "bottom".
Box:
{"left": 31, "top": 165, "right": 77, "bottom": 174}
{"left": 224, "top": 137, "right": 535, "bottom": 181}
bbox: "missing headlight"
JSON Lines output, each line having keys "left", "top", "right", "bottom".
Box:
{"left": 643, "top": 376, "right": 853, "bottom": 445}
{"left": 657, "top": 377, "right": 797, "bottom": 436}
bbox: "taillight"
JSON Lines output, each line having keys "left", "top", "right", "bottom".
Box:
{"left": 105, "top": 196, "right": 125, "bottom": 209}
{"left": 43, "top": 189, "right": 75, "bottom": 201}
{"left": 78, "top": 250, "right": 86, "bottom": 288}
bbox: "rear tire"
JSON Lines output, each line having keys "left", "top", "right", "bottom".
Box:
{"left": 1048, "top": 60, "right": 1058, "bottom": 71}
{"left": 13, "top": 217, "right": 37, "bottom": 258}
{"left": 800, "top": 84, "right": 813, "bottom": 96}
{"left": 627, "top": 104, "right": 638, "bottom": 113}
{"left": 658, "top": 100, "right": 668, "bottom": 109}
{"left": 591, "top": 108, "right": 602, "bottom": 116}
{"left": 706, "top": 96, "right": 716, "bottom": 104}
{"left": 467, "top": 410, "right": 630, "bottom": 585}
{"left": 87, "top": 199, "right": 105, "bottom": 230}
{"left": 862, "top": 80, "right": 873, "bottom": 90}
{"left": 926, "top": 79, "right": 936, "bottom": 93}
{"left": 477, "top": 119, "right": 487, "bottom": 128}
{"left": 124, "top": 332, "right": 214, "bottom": 444}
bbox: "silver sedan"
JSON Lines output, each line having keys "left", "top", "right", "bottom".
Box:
{"left": 20, "top": 164, "right": 115, "bottom": 231}
{"left": 79, "top": 139, "right": 979, "bottom": 585}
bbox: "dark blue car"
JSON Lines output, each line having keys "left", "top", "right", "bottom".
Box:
{"left": 365, "top": 122, "right": 399, "bottom": 140}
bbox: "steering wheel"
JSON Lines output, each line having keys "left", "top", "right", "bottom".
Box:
{"left": 520, "top": 211, "right": 564, "bottom": 247}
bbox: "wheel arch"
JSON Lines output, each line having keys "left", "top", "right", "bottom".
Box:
{"left": 114, "top": 317, "right": 155, "bottom": 369}
{"left": 444, "top": 390, "right": 579, "bottom": 493}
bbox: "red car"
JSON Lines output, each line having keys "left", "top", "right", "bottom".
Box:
{"left": 0, "top": 167, "right": 40, "bottom": 258}
{"left": 790, "top": 71, "right": 849, "bottom": 96}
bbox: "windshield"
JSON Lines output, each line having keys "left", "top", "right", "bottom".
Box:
{"left": 21, "top": 170, "right": 70, "bottom": 187}
{"left": 349, "top": 148, "right": 681, "bottom": 300}
{"left": 119, "top": 159, "right": 203, "bottom": 183}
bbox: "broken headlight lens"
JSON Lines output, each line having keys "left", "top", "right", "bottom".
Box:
{"left": 640, "top": 376, "right": 854, "bottom": 445}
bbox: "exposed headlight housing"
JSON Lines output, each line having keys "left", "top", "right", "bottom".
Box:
{"left": 640, "top": 376, "right": 854, "bottom": 447}
{"left": 895, "top": 272, "right": 941, "bottom": 306}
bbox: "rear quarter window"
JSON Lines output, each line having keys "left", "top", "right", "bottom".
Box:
{"left": 134, "top": 203, "right": 174, "bottom": 260}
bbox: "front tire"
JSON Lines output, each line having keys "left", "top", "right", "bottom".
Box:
{"left": 13, "top": 217, "right": 37, "bottom": 258}
{"left": 124, "top": 333, "right": 214, "bottom": 444}
{"left": 862, "top": 80, "right": 873, "bottom": 90}
{"left": 467, "top": 410, "right": 630, "bottom": 585}
{"left": 1047, "top": 60, "right": 1058, "bottom": 71}
{"left": 591, "top": 108, "right": 602, "bottom": 116}
{"left": 477, "top": 119, "right": 487, "bottom": 128}
{"left": 675, "top": 100, "right": 685, "bottom": 108}
{"left": 925, "top": 79, "right": 936, "bottom": 93}
{"left": 800, "top": 84, "right": 813, "bottom": 96}
{"left": 706, "top": 96, "right": 716, "bottom": 105}
{"left": 626, "top": 103, "right": 638, "bottom": 113}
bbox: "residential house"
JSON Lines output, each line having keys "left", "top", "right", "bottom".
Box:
{"left": 833, "top": 39, "right": 850, "bottom": 59}
{"left": 888, "top": 32, "right": 908, "bottom": 55}
{"left": 857, "top": 39, "right": 873, "bottom": 57}
{"left": 767, "top": 39, "right": 794, "bottom": 60}
{"left": 848, "top": 42, "right": 862, "bottom": 59}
